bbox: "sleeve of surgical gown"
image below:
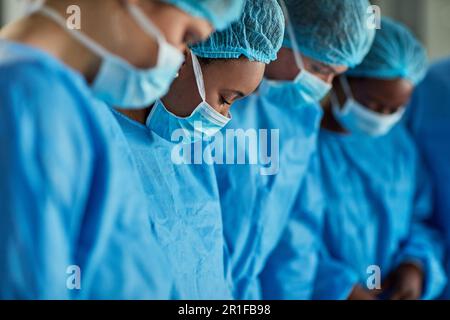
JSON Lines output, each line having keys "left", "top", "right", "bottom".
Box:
{"left": 0, "top": 64, "right": 98, "bottom": 299}
{"left": 393, "top": 154, "right": 447, "bottom": 300}
{"left": 311, "top": 246, "right": 360, "bottom": 300}
{"left": 259, "top": 154, "right": 326, "bottom": 299}
{"left": 0, "top": 63, "right": 174, "bottom": 299}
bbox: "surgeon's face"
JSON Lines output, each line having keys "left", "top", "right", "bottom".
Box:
{"left": 162, "top": 51, "right": 265, "bottom": 117}
{"left": 264, "top": 47, "right": 347, "bottom": 84}
{"left": 123, "top": 0, "right": 213, "bottom": 68}
{"left": 345, "top": 77, "right": 414, "bottom": 114}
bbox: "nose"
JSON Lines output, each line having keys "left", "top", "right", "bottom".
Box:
{"left": 324, "top": 74, "right": 335, "bottom": 84}
{"left": 178, "top": 44, "right": 187, "bottom": 53}
{"left": 316, "top": 73, "right": 334, "bottom": 84}
{"left": 219, "top": 105, "right": 231, "bottom": 118}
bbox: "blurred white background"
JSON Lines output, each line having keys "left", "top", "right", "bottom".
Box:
{"left": 373, "top": 0, "right": 450, "bottom": 60}
{"left": 1, "top": 0, "right": 450, "bottom": 61}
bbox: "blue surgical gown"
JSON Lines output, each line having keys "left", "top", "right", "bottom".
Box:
{"left": 0, "top": 40, "right": 172, "bottom": 299}
{"left": 215, "top": 82, "right": 324, "bottom": 299}
{"left": 113, "top": 110, "right": 232, "bottom": 300}
{"left": 313, "top": 125, "right": 446, "bottom": 300}
{"left": 258, "top": 153, "right": 324, "bottom": 299}
{"left": 408, "top": 57, "right": 450, "bottom": 298}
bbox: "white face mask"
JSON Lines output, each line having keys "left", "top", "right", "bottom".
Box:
{"left": 147, "top": 52, "right": 231, "bottom": 144}
{"left": 38, "top": 4, "right": 184, "bottom": 109}
{"left": 332, "top": 76, "right": 406, "bottom": 137}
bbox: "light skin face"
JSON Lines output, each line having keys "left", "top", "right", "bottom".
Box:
{"left": 321, "top": 76, "right": 414, "bottom": 133}
{"left": 0, "top": 0, "right": 213, "bottom": 81}
{"left": 121, "top": 51, "right": 266, "bottom": 123}
{"left": 264, "top": 47, "right": 348, "bottom": 84}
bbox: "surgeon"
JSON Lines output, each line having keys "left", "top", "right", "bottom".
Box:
{"left": 0, "top": 0, "right": 243, "bottom": 299}
{"left": 215, "top": 0, "right": 375, "bottom": 299}
{"left": 313, "top": 17, "right": 446, "bottom": 300}
{"left": 408, "top": 56, "right": 450, "bottom": 299}
{"left": 113, "top": 0, "right": 284, "bottom": 299}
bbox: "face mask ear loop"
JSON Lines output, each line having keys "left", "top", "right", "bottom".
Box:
{"left": 279, "top": 0, "right": 305, "bottom": 72}
{"left": 330, "top": 90, "right": 342, "bottom": 111}
{"left": 126, "top": 3, "right": 168, "bottom": 66}
{"left": 190, "top": 52, "right": 207, "bottom": 103}
{"left": 126, "top": 3, "right": 164, "bottom": 41}
{"left": 37, "top": 6, "right": 111, "bottom": 59}
{"left": 339, "top": 75, "right": 355, "bottom": 101}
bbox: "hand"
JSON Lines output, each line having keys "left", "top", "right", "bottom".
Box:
{"left": 381, "top": 263, "right": 424, "bottom": 300}
{"left": 348, "top": 284, "right": 378, "bottom": 300}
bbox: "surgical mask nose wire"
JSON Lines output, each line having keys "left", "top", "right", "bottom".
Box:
{"left": 191, "top": 52, "right": 207, "bottom": 103}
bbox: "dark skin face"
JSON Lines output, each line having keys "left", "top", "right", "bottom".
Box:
{"left": 321, "top": 76, "right": 414, "bottom": 133}
{"left": 120, "top": 51, "right": 266, "bottom": 123}
{"left": 264, "top": 47, "right": 348, "bottom": 84}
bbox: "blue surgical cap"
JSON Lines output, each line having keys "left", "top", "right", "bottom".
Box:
{"left": 347, "top": 17, "right": 428, "bottom": 85}
{"left": 282, "top": 0, "right": 375, "bottom": 68}
{"left": 161, "top": 0, "right": 244, "bottom": 31}
{"left": 190, "top": 0, "right": 285, "bottom": 64}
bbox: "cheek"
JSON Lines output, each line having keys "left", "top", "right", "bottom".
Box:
{"left": 283, "top": 63, "right": 300, "bottom": 80}
{"left": 213, "top": 104, "right": 231, "bottom": 117}
{"left": 138, "top": 41, "right": 160, "bottom": 68}
{"left": 204, "top": 89, "right": 223, "bottom": 111}
{"left": 247, "top": 67, "right": 266, "bottom": 92}
{"left": 203, "top": 87, "right": 230, "bottom": 116}
{"left": 156, "top": 17, "right": 186, "bottom": 50}
{"left": 202, "top": 72, "right": 222, "bottom": 109}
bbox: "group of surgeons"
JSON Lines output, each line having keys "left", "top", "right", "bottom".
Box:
{"left": 0, "top": 0, "right": 449, "bottom": 300}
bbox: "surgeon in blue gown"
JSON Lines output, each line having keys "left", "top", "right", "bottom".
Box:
{"left": 215, "top": 0, "right": 376, "bottom": 299}
{"left": 0, "top": 0, "right": 243, "bottom": 299}
{"left": 408, "top": 58, "right": 450, "bottom": 298}
{"left": 312, "top": 18, "right": 446, "bottom": 300}
{"left": 114, "top": 0, "right": 285, "bottom": 299}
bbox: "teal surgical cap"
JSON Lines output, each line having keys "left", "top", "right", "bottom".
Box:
{"left": 190, "top": 0, "right": 285, "bottom": 64}
{"left": 161, "top": 0, "right": 244, "bottom": 31}
{"left": 282, "top": 0, "right": 375, "bottom": 68}
{"left": 347, "top": 17, "right": 428, "bottom": 85}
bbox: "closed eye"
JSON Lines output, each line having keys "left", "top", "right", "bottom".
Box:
{"left": 221, "top": 96, "right": 232, "bottom": 105}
